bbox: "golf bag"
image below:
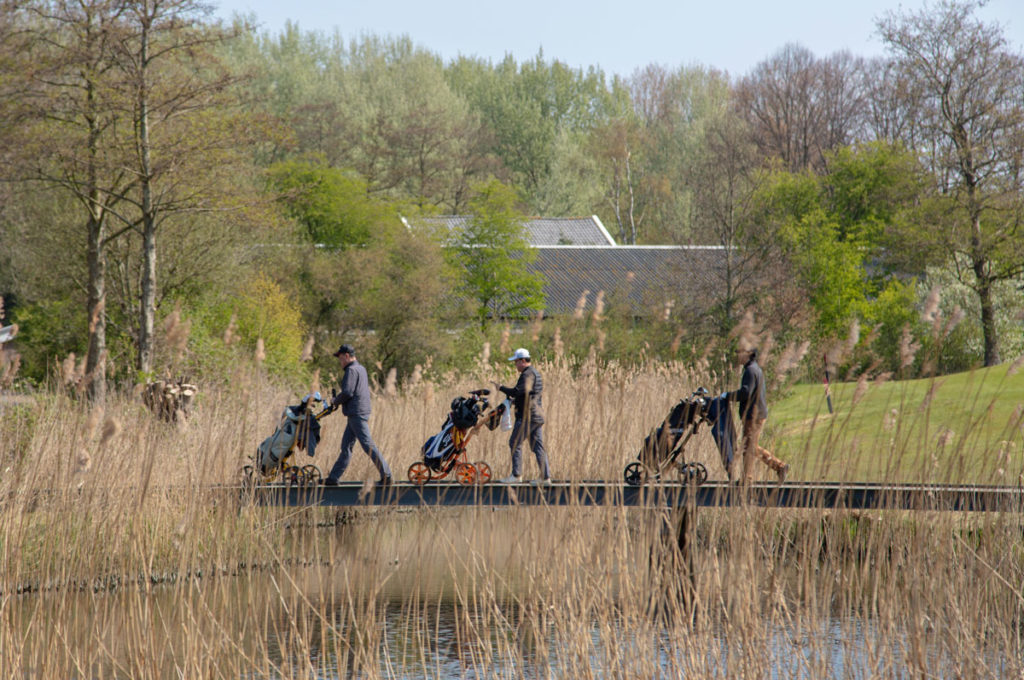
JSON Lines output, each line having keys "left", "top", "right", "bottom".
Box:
{"left": 638, "top": 388, "right": 711, "bottom": 467}
{"left": 256, "top": 392, "right": 323, "bottom": 476}
{"left": 422, "top": 392, "right": 509, "bottom": 470}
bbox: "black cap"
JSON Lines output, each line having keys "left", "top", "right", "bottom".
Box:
{"left": 333, "top": 343, "right": 355, "bottom": 357}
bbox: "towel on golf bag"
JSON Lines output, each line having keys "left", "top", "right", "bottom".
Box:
{"left": 705, "top": 394, "right": 737, "bottom": 472}
{"left": 257, "top": 394, "right": 322, "bottom": 474}
{"left": 295, "top": 408, "right": 321, "bottom": 457}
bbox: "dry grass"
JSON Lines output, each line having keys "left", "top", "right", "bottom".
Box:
{"left": 1, "top": 359, "right": 1022, "bottom": 678}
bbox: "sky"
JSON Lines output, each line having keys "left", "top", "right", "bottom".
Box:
{"left": 211, "top": 0, "right": 1024, "bottom": 78}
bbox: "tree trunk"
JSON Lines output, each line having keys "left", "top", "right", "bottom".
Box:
{"left": 85, "top": 70, "right": 106, "bottom": 404}
{"left": 975, "top": 265, "right": 1000, "bottom": 367}
{"left": 971, "top": 204, "right": 1000, "bottom": 367}
{"left": 137, "top": 16, "right": 156, "bottom": 375}
{"left": 86, "top": 210, "right": 107, "bottom": 404}
{"left": 139, "top": 210, "right": 156, "bottom": 374}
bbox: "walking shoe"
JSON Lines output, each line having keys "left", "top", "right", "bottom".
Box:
{"left": 530, "top": 478, "right": 552, "bottom": 486}
{"left": 777, "top": 464, "right": 790, "bottom": 483}
{"left": 499, "top": 475, "right": 523, "bottom": 484}
{"left": 377, "top": 476, "right": 393, "bottom": 487}
{"left": 322, "top": 478, "right": 340, "bottom": 487}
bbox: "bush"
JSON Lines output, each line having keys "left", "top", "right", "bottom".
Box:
{"left": 183, "top": 273, "right": 308, "bottom": 385}
{"left": 10, "top": 299, "right": 87, "bottom": 384}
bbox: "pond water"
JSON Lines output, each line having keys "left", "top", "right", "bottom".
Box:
{"left": 9, "top": 567, "right": 1014, "bottom": 679}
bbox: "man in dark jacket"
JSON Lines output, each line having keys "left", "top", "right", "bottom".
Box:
{"left": 497, "top": 348, "right": 551, "bottom": 485}
{"left": 323, "top": 344, "right": 392, "bottom": 487}
{"left": 732, "top": 346, "right": 788, "bottom": 483}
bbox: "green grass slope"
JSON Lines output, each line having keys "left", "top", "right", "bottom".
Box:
{"left": 767, "top": 363, "right": 1024, "bottom": 484}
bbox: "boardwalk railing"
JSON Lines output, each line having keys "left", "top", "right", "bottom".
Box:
{"left": 244, "top": 480, "right": 1024, "bottom": 513}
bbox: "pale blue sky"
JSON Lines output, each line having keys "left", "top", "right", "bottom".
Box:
{"left": 212, "top": 0, "right": 1024, "bottom": 78}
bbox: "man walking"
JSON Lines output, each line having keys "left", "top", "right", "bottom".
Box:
{"left": 323, "top": 344, "right": 392, "bottom": 487}
{"left": 497, "top": 348, "right": 551, "bottom": 485}
{"left": 732, "top": 346, "right": 788, "bottom": 484}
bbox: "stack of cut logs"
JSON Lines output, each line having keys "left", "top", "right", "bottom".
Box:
{"left": 143, "top": 379, "right": 198, "bottom": 422}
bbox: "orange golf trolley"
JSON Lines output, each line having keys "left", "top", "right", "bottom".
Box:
{"left": 408, "top": 389, "right": 508, "bottom": 486}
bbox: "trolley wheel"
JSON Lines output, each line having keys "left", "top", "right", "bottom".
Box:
{"left": 624, "top": 461, "right": 646, "bottom": 487}
{"left": 284, "top": 467, "right": 301, "bottom": 485}
{"left": 454, "top": 462, "right": 477, "bottom": 486}
{"left": 474, "top": 461, "right": 492, "bottom": 485}
{"left": 408, "top": 462, "right": 431, "bottom": 485}
{"left": 680, "top": 462, "right": 708, "bottom": 486}
{"left": 300, "top": 464, "right": 322, "bottom": 485}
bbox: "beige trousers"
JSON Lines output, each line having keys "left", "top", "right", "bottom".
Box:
{"left": 740, "top": 417, "right": 786, "bottom": 482}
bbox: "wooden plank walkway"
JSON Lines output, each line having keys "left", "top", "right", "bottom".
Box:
{"left": 245, "top": 480, "right": 1024, "bottom": 513}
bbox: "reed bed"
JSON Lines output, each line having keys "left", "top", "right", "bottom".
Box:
{"left": 1, "top": 359, "right": 1022, "bottom": 678}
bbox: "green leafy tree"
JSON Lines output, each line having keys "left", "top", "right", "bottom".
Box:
{"left": 269, "top": 159, "right": 453, "bottom": 377}
{"left": 447, "top": 179, "right": 545, "bottom": 329}
{"left": 448, "top": 52, "right": 617, "bottom": 214}
{"left": 775, "top": 206, "right": 869, "bottom": 338}
{"left": 268, "top": 159, "right": 380, "bottom": 248}
{"left": 823, "top": 141, "right": 925, "bottom": 249}
{"left": 878, "top": 0, "right": 1024, "bottom": 366}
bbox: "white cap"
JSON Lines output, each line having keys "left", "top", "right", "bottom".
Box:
{"left": 507, "top": 348, "right": 531, "bottom": 361}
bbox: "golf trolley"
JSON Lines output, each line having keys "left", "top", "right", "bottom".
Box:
{"left": 624, "top": 387, "right": 712, "bottom": 487}
{"left": 407, "top": 389, "right": 508, "bottom": 486}
{"left": 244, "top": 392, "right": 332, "bottom": 486}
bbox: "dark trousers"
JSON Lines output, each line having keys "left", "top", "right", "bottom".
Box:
{"left": 509, "top": 418, "right": 550, "bottom": 479}
{"left": 327, "top": 414, "right": 391, "bottom": 481}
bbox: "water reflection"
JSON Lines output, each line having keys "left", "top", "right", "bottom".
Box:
{"left": 3, "top": 565, "right": 1018, "bottom": 679}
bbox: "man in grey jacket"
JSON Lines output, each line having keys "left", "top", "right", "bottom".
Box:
{"left": 323, "top": 344, "right": 392, "bottom": 486}
{"left": 731, "top": 346, "right": 788, "bottom": 484}
{"left": 496, "top": 348, "right": 551, "bottom": 485}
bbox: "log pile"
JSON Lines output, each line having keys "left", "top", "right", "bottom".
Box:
{"left": 143, "top": 379, "right": 198, "bottom": 422}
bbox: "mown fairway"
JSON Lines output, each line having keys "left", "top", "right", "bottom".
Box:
{"left": 770, "top": 363, "right": 1024, "bottom": 484}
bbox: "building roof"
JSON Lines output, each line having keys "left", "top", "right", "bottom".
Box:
{"left": 0, "top": 324, "right": 16, "bottom": 345}
{"left": 406, "top": 215, "right": 616, "bottom": 246}
{"left": 527, "top": 246, "right": 727, "bottom": 317}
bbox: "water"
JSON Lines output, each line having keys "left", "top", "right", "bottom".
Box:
{"left": 4, "top": 567, "right": 1019, "bottom": 679}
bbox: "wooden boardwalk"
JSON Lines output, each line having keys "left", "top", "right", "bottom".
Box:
{"left": 246, "top": 480, "right": 1024, "bottom": 513}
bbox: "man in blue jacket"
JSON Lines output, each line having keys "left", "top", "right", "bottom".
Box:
{"left": 732, "top": 346, "right": 788, "bottom": 484}
{"left": 323, "top": 344, "right": 392, "bottom": 487}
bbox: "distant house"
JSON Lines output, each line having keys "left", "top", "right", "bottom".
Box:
{"left": 404, "top": 213, "right": 729, "bottom": 321}
{"left": 403, "top": 215, "right": 616, "bottom": 246}
{"left": 527, "top": 245, "right": 726, "bottom": 319}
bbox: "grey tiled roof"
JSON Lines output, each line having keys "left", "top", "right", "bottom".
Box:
{"left": 527, "top": 246, "right": 728, "bottom": 317}
{"left": 408, "top": 215, "right": 616, "bottom": 246}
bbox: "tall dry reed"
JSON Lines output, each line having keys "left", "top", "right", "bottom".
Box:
{"left": 0, "top": 359, "right": 1021, "bottom": 677}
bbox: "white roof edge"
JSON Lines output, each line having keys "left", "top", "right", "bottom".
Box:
{"left": 590, "top": 215, "right": 617, "bottom": 246}
{"left": 0, "top": 324, "right": 17, "bottom": 344}
{"left": 534, "top": 244, "right": 729, "bottom": 250}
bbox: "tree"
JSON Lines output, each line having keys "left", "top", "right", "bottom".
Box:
{"left": 446, "top": 179, "right": 545, "bottom": 329}
{"left": 735, "top": 44, "right": 868, "bottom": 173}
{"left": 110, "top": 0, "right": 254, "bottom": 375}
{"left": 878, "top": 0, "right": 1024, "bottom": 365}
{"left": 753, "top": 143, "right": 925, "bottom": 342}
{"left": 685, "top": 110, "right": 782, "bottom": 333}
{"left": 617, "top": 63, "right": 732, "bottom": 243}
{"left": 590, "top": 115, "right": 652, "bottom": 245}
{"left": 448, "top": 52, "right": 616, "bottom": 214}
{"left": 8, "top": 0, "right": 139, "bottom": 402}
{"left": 268, "top": 159, "right": 379, "bottom": 250}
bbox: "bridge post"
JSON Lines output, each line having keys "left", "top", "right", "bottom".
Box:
{"left": 677, "top": 478, "right": 698, "bottom": 619}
